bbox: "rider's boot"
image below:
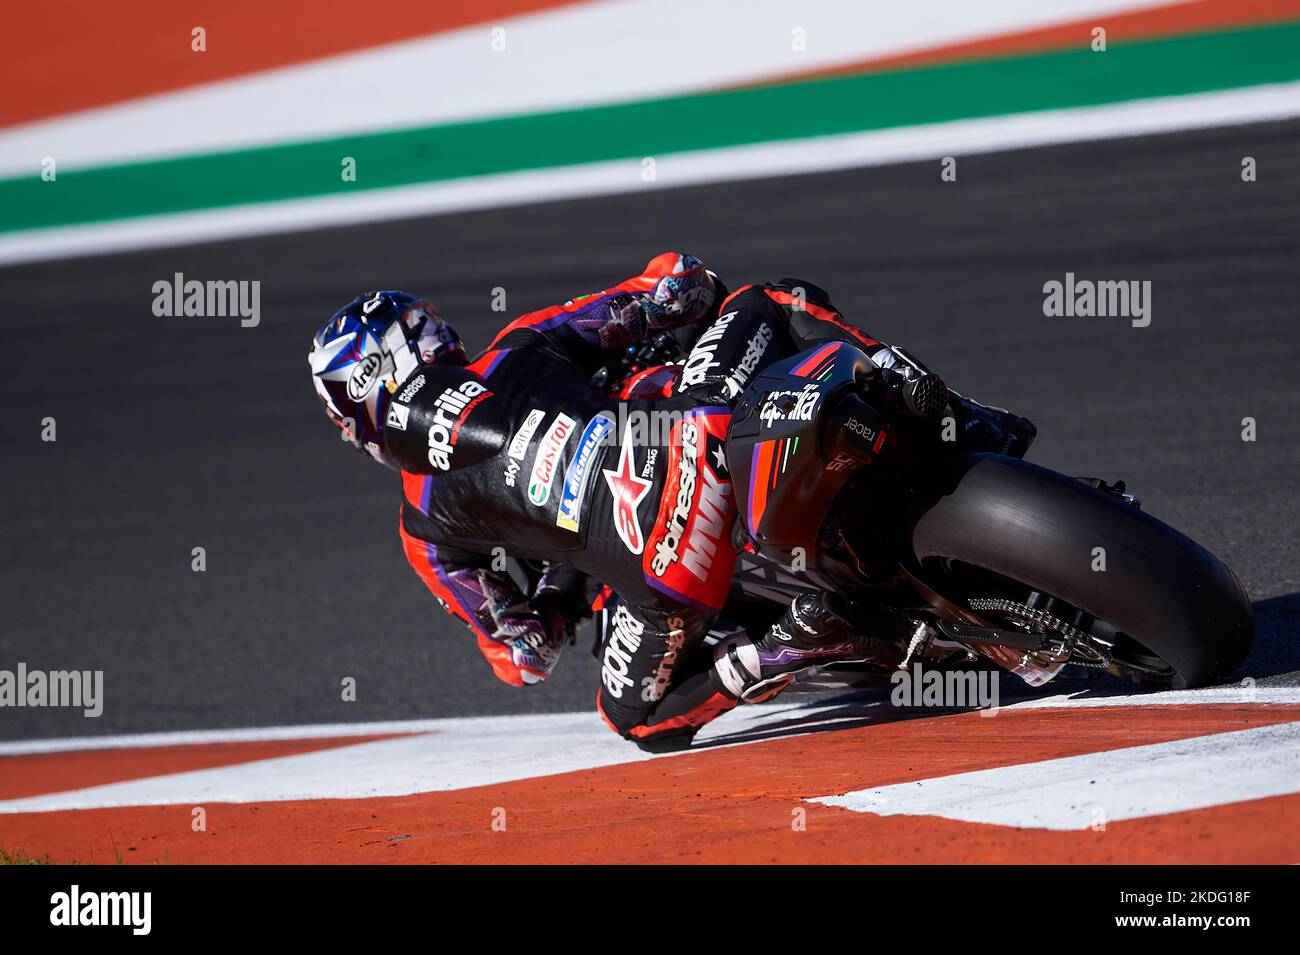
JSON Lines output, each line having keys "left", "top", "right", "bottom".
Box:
{"left": 950, "top": 394, "right": 1037, "bottom": 458}
{"left": 867, "top": 344, "right": 1036, "bottom": 457}
{"left": 713, "top": 592, "right": 905, "bottom": 703}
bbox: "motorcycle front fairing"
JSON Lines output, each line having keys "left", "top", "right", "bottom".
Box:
{"left": 726, "top": 341, "right": 893, "bottom": 573}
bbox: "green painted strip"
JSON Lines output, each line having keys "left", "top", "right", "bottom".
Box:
{"left": 3, "top": 21, "right": 1298, "bottom": 234}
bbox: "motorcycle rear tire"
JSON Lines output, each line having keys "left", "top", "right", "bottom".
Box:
{"left": 909, "top": 454, "right": 1253, "bottom": 689}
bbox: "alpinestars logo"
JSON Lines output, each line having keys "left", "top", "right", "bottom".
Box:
{"left": 678, "top": 310, "right": 735, "bottom": 388}
{"left": 651, "top": 421, "right": 731, "bottom": 582}
{"left": 722, "top": 323, "right": 773, "bottom": 397}
{"left": 601, "top": 605, "right": 644, "bottom": 699}
{"left": 427, "top": 380, "right": 492, "bottom": 470}
{"left": 603, "top": 421, "right": 653, "bottom": 554}
{"left": 642, "top": 624, "right": 685, "bottom": 702}
{"left": 527, "top": 413, "right": 576, "bottom": 506}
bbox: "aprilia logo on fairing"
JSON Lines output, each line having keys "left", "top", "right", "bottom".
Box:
{"left": 722, "top": 323, "right": 773, "bottom": 397}
{"left": 603, "top": 419, "right": 654, "bottom": 554}
{"left": 427, "top": 381, "right": 491, "bottom": 470}
{"left": 679, "top": 311, "right": 735, "bottom": 387}
{"left": 759, "top": 383, "right": 821, "bottom": 428}
{"left": 527, "top": 413, "right": 577, "bottom": 506}
{"left": 651, "top": 422, "right": 731, "bottom": 582}
{"left": 601, "top": 605, "right": 645, "bottom": 698}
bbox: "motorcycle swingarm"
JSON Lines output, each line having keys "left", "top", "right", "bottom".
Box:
{"left": 932, "top": 620, "right": 1041, "bottom": 652}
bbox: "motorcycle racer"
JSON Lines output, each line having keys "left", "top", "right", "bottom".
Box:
{"left": 308, "top": 255, "right": 1035, "bottom": 750}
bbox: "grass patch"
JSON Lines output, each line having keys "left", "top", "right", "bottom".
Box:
{"left": 0, "top": 845, "right": 54, "bottom": 865}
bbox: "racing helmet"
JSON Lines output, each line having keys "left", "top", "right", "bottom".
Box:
{"left": 308, "top": 291, "right": 466, "bottom": 468}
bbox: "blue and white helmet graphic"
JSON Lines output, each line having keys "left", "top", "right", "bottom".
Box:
{"left": 308, "top": 291, "right": 466, "bottom": 468}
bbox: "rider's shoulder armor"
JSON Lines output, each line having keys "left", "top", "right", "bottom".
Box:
{"left": 383, "top": 364, "right": 506, "bottom": 474}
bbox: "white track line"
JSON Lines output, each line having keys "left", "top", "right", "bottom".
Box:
{"left": 3, "top": 689, "right": 1297, "bottom": 812}
{"left": 0, "top": 703, "right": 819, "bottom": 811}
{"left": 2, "top": 684, "right": 1296, "bottom": 756}
{"left": 3, "top": 81, "right": 1296, "bottom": 267}
{"left": 811, "top": 720, "right": 1300, "bottom": 829}
{"left": 997, "top": 684, "right": 1300, "bottom": 709}
{"left": 0, "top": 714, "right": 648, "bottom": 812}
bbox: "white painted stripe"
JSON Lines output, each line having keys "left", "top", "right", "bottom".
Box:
{"left": 0, "top": 714, "right": 552, "bottom": 756}
{"left": 3, "top": 683, "right": 1296, "bottom": 757}
{"left": 0, "top": 0, "right": 1158, "bottom": 177}
{"left": 0, "top": 698, "right": 839, "bottom": 757}
{"left": 996, "top": 684, "right": 1300, "bottom": 710}
{"left": 0, "top": 713, "right": 647, "bottom": 812}
{"left": 0, "top": 702, "right": 825, "bottom": 812}
{"left": 4, "top": 688, "right": 1297, "bottom": 811}
{"left": 811, "top": 721, "right": 1300, "bottom": 829}
{"left": 3, "top": 80, "right": 1297, "bottom": 267}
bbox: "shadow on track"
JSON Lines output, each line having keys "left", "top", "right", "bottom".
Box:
{"left": 695, "top": 593, "right": 1300, "bottom": 748}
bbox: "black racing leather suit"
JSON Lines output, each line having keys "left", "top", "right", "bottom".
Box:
{"left": 390, "top": 261, "right": 928, "bottom": 749}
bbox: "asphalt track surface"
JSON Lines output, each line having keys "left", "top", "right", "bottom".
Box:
{"left": 1, "top": 118, "right": 1298, "bottom": 741}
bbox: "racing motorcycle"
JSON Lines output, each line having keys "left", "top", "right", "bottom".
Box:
{"left": 585, "top": 329, "right": 1253, "bottom": 691}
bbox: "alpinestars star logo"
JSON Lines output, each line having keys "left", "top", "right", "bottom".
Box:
{"left": 603, "top": 423, "right": 653, "bottom": 554}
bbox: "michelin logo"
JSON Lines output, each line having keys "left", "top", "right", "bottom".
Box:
{"left": 557, "top": 412, "right": 614, "bottom": 532}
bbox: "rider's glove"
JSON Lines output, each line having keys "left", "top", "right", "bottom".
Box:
{"left": 595, "top": 293, "right": 649, "bottom": 350}
{"left": 532, "top": 562, "right": 590, "bottom": 631}
{"left": 480, "top": 573, "right": 567, "bottom": 685}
